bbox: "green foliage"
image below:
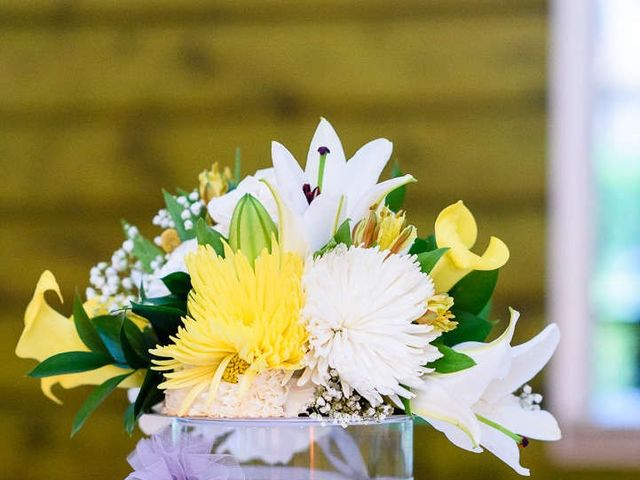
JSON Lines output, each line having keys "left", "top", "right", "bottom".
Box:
{"left": 416, "top": 248, "right": 449, "bottom": 274}
{"left": 27, "top": 351, "right": 113, "bottom": 378}
{"left": 72, "top": 294, "right": 108, "bottom": 355}
{"left": 228, "top": 194, "right": 277, "bottom": 264}
{"left": 195, "top": 218, "right": 225, "bottom": 256}
{"left": 385, "top": 162, "right": 407, "bottom": 212}
{"left": 409, "top": 235, "right": 438, "bottom": 254}
{"left": 125, "top": 370, "right": 165, "bottom": 435}
{"left": 161, "top": 272, "right": 192, "bottom": 299}
{"left": 440, "top": 310, "right": 494, "bottom": 346}
{"left": 130, "top": 302, "right": 185, "bottom": 341}
{"left": 428, "top": 344, "right": 476, "bottom": 373}
{"left": 449, "top": 269, "right": 499, "bottom": 316}
{"left": 401, "top": 396, "right": 412, "bottom": 416}
{"left": 122, "top": 220, "right": 163, "bottom": 273}
{"left": 71, "top": 372, "right": 133, "bottom": 437}
{"left": 119, "top": 318, "right": 149, "bottom": 369}
{"left": 162, "top": 190, "right": 195, "bottom": 241}
{"left": 92, "top": 315, "right": 128, "bottom": 365}
{"left": 314, "top": 219, "right": 353, "bottom": 258}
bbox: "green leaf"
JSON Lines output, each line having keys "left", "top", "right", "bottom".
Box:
{"left": 385, "top": 162, "right": 407, "bottom": 212}
{"left": 131, "top": 302, "right": 184, "bottom": 339}
{"left": 410, "top": 235, "right": 437, "bottom": 254}
{"left": 333, "top": 219, "right": 352, "bottom": 247}
{"left": 195, "top": 218, "right": 225, "bottom": 256}
{"left": 92, "top": 315, "right": 127, "bottom": 364}
{"left": 134, "top": 370, "right": 164, "bottom": 419}
{"left": 124, "top": 403, "right": 136, "bottom": 436}
{"left": 416, "top": 248, "right": 449, "bottom": 274}
{"left": 132, "top": 235, "right": 163, "bottom": 274}
{"left": 28, "top": 351, "right": 113, "bottom": 378}
{"left": 401, "top": 396, "right": 412, "bottom": 416}
{"left": 449, "top": 269, "right": 499, "bottom": 316}
{"left": 163, "top": 190, "right": 192, "bottom": 241}
{"left": 120, "top": 318, "right": 149, "bottom": 369}
{"left": 161, "top": 272, "right": 192, "bottom": 299}
{"left": 428, "top": 344, "right": 476, "bottom": 373}
{"left": 71, "top": 372, "right": 133, "bottom": 436}
{"left": 72, "top": 293, "right": 107, "bottom": 355}
{"left": 440, "top": 310, "right": 493, "bottom": 346}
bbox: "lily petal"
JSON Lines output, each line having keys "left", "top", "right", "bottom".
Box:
{"left": 261, "top": 179, "right": 310, "bottom": 256}
{"left": 272, "top": 141, "right": 308, "bottom": 215}
{"left": 479, "top": 423, "right": 530, "bottom": 476}
{"left": 306, "top": 118, "right": 347, "bottom": 194}
{"left": 413, "top": 377, "right": 482, "bottom": 450}
{"left": 302, "top": 194, "right": 344, "bottom": 253}
{"left": 484, "top": 324, "right": 560, "bottom": 403}
{"left": 479, "top": 395, "right": 561, "bottom": 441}
{"left": 348, "top": 174, "right": 416, "bottom": 224}
{"left": 343, "top": 138, "right": 393, "bottom": 203}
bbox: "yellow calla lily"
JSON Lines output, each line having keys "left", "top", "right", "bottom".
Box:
{"left": 16, "top": 271, "right": 143, "bottom": 404}
{"left": 429, "top": 201, "right": 509, "bottom": 293}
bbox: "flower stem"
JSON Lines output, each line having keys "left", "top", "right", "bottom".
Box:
{"left": 476, "top": 414, "right": 524, "bottom": 444}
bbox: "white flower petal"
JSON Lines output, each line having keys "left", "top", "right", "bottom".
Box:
{"left": 302, "top": 194, "right": 343, "bottom": 252}
{"left": 343, "top": 138, "right": 393, "bottom": 202}
{"left": 479, "top": 395, "right": 561, "bottom": 441}
{"left": 412, "top": 377, "right": 482, "bottom": 450}
{"left": 271, "top": 141, "right": 308, "bottom": 215}
{"left": 348, "top": 174, "right": 416, "bottom": 223}
{"left": 484, "top": 324, "right": 560, "bottom": 403}
{"left": 261, "top": 179, "right": 309, "bottom": 256}
{"left": 479, "top": 423, "right": 530, "bottom": 476}
{"left": 305, "top": 118, "right": 347, "bottom": 193}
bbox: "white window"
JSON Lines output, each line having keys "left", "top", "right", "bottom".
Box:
{"left": 549, "top": 0, "right": 640, "bottom": 465}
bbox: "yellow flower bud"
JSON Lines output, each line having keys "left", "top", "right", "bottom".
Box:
{"left": 352, "top": 204, "right": 417, "bottom": 255}
{"left": 199, "top": 162, "right": 233, "bottom": 204}
{"left": 417, "top": 294, "right": 457, "bottom": 333}
{"left": 159, "top": 228, "right": 181, "bottom": 253}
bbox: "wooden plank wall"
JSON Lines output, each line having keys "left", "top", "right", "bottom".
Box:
{"left": 0, "top": 2, "right": 628, "bottom": 479}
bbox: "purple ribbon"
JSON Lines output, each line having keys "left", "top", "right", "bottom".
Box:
{"left": 125, "top": 428, "right": 245, "bottom": 480}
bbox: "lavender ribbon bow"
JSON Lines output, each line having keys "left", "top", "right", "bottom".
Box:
{"left": 125, "top": 428, "right": 245, "bottom": 480}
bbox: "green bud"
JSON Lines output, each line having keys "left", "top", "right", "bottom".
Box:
{"left": 228, "top": 194, "right": 278, "bottom": 265}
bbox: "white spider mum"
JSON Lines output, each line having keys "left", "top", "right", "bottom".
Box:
{"left": 300, "top": 245, "right": 442, "bottom": 406}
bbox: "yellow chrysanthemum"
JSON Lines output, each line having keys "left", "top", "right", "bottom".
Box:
{"left": 150, "top": 244, "right": 307, "bottom": 416}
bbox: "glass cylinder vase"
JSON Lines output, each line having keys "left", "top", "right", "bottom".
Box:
{"left": 167, "top": 415, "right": 413, "bottom": 480}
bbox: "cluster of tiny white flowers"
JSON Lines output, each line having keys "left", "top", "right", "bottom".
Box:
{"left": 153, "top": 190, "right": 204, "bottom": 246}
{"left": 518, "top": 384, "right": 543, "bottom": 411}
{"left": 306, "top": 370, "right": 394, "bottom": 426}
{"left": 86, "top": 224, "right": 156, "bottom": 312}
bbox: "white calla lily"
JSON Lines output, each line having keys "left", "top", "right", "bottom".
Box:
{"left": 412, "top": 309, "right": 561, "bottom": 476}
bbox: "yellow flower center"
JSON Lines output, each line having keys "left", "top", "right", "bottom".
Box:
{"left": 222, "top": 354, "right": 251, "bottom": 384}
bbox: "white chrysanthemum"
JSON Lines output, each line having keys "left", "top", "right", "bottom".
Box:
{"left": 300, "top": 245, "right": 442, "bottom": 406}
{"left": 163, "top": 370, "right": 313, "bottom": 418}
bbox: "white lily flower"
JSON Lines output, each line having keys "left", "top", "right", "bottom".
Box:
{"left": 269, "top": 118, "right": 416, "bottom": 255}
{"left": 412, "top": 309, "right": 561, "bottom": 476}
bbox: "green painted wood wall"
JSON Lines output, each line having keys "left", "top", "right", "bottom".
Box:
{"left": 0, "top": 1, "right": 634, "bottom": 479}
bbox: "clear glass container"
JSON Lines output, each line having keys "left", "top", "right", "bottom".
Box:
{"left": 167, "top": 415, "right": 413, "bottom": 480}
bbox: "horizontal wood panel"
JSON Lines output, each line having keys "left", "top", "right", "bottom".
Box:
{"left": 0, "top": 113, "right": 545, "bottom": 212}
{"left": 0, "top": 16, "right": 545, "bottom": 117}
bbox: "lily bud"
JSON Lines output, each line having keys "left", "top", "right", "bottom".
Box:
{"left": 228, "top": 194, "right": 278, "bottom": 265}
{"left": 199, "top": 162, "right": 233, "bottom": 204}
{"left": 352, "top": 204, "right": 417, "bottom": 255}
{"left": 417, "top": 294, "right": 457, "bottom": 333}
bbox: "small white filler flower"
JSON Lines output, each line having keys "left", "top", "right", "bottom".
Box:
{"left": 300, "top": 245, "right": 441, "bottom": 406}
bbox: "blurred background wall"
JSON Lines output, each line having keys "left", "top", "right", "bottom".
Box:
{"left": 0, "top": 1, "right": 636, "bottom": 479}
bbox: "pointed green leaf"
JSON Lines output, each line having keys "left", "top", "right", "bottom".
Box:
{"left": 385, "top": 162, "right": 407, "bottom": 212}
{"left": 163, "top": 190, "right": 192, "bottom": 241}
{"left": 401, "top": 396, "right": 412, "bottom": 416}
{"left": 416, "top": 248, "right": 449, "bottom": 274}
{"left": 195, "top": 218, "right": 225, "bottom": 256}
{"left": 410, "top": 235, "right": 438, "bottom": 254}
{"left": 124, "top": 403, "right": 136, "bottom": 436}
{"left": 333, "top": 219, "right": 352, "bottom": 247}
{"left": 71, "top": 372, "right": 133, "bottom": 436}
{"left": 134, "top": 370, "right": 164, "bottom": 419}
{"left": 92, "top": 315, "right": 127, "bottom": 364}
{"left": 131, "top": 302, "right": 184, "bottom": 340}
{"left": 161, "top": 272, "right": 192, "bottom": 299}
{"left": 73, "top": 294, "right": 108, "bottom": 354}
{"left": 440, "top": 310, "right": 494, "bottom": 346}
{"left": 427, "top": 344, "right": 476, "bottom": 373}
{"left": 28, "top": 351, "right": 113, "bottom": 378}
{"left": 120, "top": 318, "right": 149, "bottom": 369}
{"left": 449, "top": 269, "right": 500, "bottom": 316}
{"left": 121, "top": 221, "right": 163, "bottom": 273}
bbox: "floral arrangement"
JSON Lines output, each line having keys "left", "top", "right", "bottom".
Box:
{"left": 16, "top": 119, "right": 560, "bottom": 475}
